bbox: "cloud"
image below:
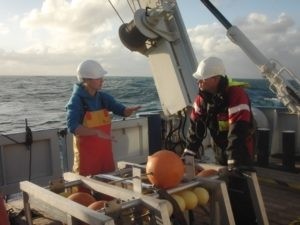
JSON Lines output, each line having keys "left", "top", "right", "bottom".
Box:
{"left": 0, "top": 1, "right": 299, "bottom": 79}
{"left": 21, "top": 0, "right": 113, "bottom": 33}
{"left": 0, "top": 0, "right": 148, "bottom": 75}
{"left": 20, "top": 0, "right": 119, "bottom": 54}
{"left": 187, "top": 12, "right": 300, "bottom": 78}
{"left": 0, "top": 23, "right": 9, "bottom": 34}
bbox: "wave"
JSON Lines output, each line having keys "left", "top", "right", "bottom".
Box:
{"left": 0, "top": 76, "right": 285, "bottom": 134}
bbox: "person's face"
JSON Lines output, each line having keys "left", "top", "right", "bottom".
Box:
{"left": 197, "top": 76, "right": 219, "bottom": 93}
{"left": 86, "top": 78, "right": 104, "bottom": 91}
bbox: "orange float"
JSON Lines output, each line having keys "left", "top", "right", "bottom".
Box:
{"left": 197, "top": 168, "right": 218, "bottom": 177}
{"left": 68, "top": 192, "right": 96, "bottom": 207}
{"left": 88, "top": 200, "right": 107, "bottom": 211}
{"left": 146, "top": 150, "right": 184, "bottom": 189}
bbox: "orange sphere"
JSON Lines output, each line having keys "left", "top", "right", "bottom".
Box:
{"left": 88, "top": 200, "right": 107, "bottom": 211}
{"left": 68, "top": 192, "right": 96, "bottom": 207}
{"left": 146, "top": 150, "right": 184, "bottom": 189}
{"left": 197, "top": 169, "right": 218, "bottom": 177}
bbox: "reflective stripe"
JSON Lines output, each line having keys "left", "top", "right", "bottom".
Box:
{"left": 228, "top": 104, "right": 250, "bottom": 115}
{"left": 184, "top": 149, "right": 196, "bottom": 156}
{"left": 193, "top": 102, "right": 200, "bottom": 113}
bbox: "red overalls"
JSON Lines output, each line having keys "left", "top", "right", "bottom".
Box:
{"left": 73, "top": 108, "right": 115, "bottom": 176}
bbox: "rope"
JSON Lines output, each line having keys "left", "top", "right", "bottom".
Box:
{"left": 136, "top": 0, "right": 142, "bottom": 8}
{"left": 0, "top": 134, "right": 22, "bottom": 145}
{"left": 132, "top": 0, "right": 142, "bottom": 10}
{"left": 108, "top": 0, "right": 125, "bottom": 24}
{"left": 127, "top": 0, "right": 135, "bottom": 13}
{"left": 0, "top": 119, "right": 33, "bottom": 181}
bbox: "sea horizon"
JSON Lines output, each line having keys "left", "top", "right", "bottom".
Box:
{"left": 0, "top": 76, "right": 283, "bottom": 134}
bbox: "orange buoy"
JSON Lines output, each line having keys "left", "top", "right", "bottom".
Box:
{"left": 0, "top": 194, "right": 10, "bottom": 225}
{"left": 88, "top": 200, "right": 107, "bottom": 211}
{"left": 67, "top": 192, "right": 96, "bottom": 207}
{"left": 196, "top": 168, "right": 218, "bottom": 177}
{"left": 146, "top": 150, "right": 184, "bottom": 189}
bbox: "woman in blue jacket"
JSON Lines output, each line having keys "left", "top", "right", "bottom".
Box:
{"left": 66, "top": 59, "right": 140, "bottom": 176}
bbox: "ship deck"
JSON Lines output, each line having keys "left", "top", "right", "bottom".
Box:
{"left": 5, "top": 166, "right": 300, "bottom": 225}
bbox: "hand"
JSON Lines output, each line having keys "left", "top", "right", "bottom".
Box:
{"left": 124, "top": 106, "right": 141, "bottom": 117}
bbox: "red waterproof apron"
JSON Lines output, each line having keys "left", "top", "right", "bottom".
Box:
{"left": 73, "top": 109, "right": 115, "bottom": 176}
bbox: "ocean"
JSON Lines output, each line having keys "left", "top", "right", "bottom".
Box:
{"left": 0, "top": 76, "right": 284, "bottom": 134}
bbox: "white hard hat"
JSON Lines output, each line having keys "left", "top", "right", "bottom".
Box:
{"left": 193, "top": 56, "right": 226, "bottom": 80}
{"left": 77, "top": 59, "right": 107, "bottom": 81}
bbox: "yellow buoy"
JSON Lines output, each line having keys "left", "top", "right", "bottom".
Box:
{"left": 193, "top": 187, "right": 209, "bottom": 206}
{"left": 178, "top": 190, "right": 198, "bottom": 209}
{"left": 171, "top": 194, "right": 186, "bottom": 211}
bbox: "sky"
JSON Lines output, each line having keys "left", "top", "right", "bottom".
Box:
{"left": 0, "top": 0, "right": 299, "bottom": 78}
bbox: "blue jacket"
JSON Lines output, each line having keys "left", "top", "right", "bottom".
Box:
{"left": 66, "top": 83, "right": 126, "bottom": 133}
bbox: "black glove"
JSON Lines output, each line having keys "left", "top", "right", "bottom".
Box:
{"left": 219, "top": 159, "right": 256, "bottom": 180}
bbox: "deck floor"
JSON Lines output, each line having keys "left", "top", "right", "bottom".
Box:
{"left": 260, "top": 182, "right": 300, "bottom": 225}
{"left": 190, "top": 181, "right": 300, "bottom": 225}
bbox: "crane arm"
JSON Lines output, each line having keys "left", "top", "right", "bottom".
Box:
{"left": 201, "top": 0, "right": 300, "bottom": 114}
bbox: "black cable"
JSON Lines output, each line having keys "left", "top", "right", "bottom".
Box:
{"left": 25, "top": 119, "right": 33, "bottom": 150}
{"left": 165, "top": 118, "right": 182, "bottom": 150}
{"left": 25, "top": 119, "right": 33, "bottom": 181}
{"left": 176, "top": 114, "right": 186, "bottom": 151}
{"left": 180, "top": 110, "right": 188, "bottom": 141}
{"left": 57, "top": 128, "right": 68, "bottom": 172}
{"left": 0, "top": 120, "right": 33, "bottom": 180}
{"left": 164, "top": 114, "right": 189, "bottom": 152}
{"left": 197, "top": 118, "right": 208, "bottom": 158}
{"left": 0, "top": 133, "right": 22, "bottom": 145}
{"left": 164, "top": 120, "right": 173, "bottom": 149}
{"left": 0, "top": 120, "right": 33, "bottom": 148}
{"left": 176, "top": 110, "right": 189, "bottom": 152}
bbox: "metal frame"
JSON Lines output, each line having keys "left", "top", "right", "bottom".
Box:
{"left": 20, "top": 166, "right": 236, "bottom": 225}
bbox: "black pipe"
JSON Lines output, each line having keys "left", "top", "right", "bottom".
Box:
{"left": 138, "top": 112, "right": 162, "bottom": 154}
{"left": 282, "top": 130, "right": 295, "bottom": 171}
{"left": 25, "top": 119, "right": 33, "bottom": 181}
{"left": 256, "top": 128, "right": 270, "bottom": 167}
{"left": 200, "top": 0, "right": 232, "bottom": 29}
